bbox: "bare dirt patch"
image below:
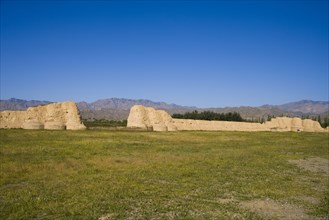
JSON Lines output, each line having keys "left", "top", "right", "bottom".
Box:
{"left": 217, "top": 197, "right": 236, "bottom": 204}
{"left": 288, "top": 157, "right": 329, "bottom": 176}
{"left": 241, "top": 199, "right": 314, "bottom": 220}
{"left": 295, "top": 196, "right": 321, "bottom": 205}
{"left": 98, "top": 213, "right": 117, "bottom": 220}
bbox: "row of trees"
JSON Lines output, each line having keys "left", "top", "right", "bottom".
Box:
{"left": 172, "top": 111, "right": 244, "bottom": 122}
{"left": 319, "top": 117, "right": 329, "bottom": 128}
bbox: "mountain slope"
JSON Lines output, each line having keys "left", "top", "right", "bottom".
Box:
{"left": 0, "top": 98, "right": 52, "bottom": 111}
{"left": 276, "top": 100, "right": 328, "bottom": 114}
{"left": 76, "top": 98, "right": 195, "bottom": 110}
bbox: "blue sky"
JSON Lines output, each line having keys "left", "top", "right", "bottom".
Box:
{"left": 1, "top": 0, "right": 328, "bottom": 107}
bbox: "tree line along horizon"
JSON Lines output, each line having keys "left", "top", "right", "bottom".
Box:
{"left": 82, "top": 110, "right": 329, "bottom": 128}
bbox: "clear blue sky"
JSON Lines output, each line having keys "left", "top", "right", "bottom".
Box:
{"left": 1, "top": 0, "right": 328, "bottom": 107}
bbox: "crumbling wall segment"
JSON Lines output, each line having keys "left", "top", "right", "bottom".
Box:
{"left": 127, "top": 105, "right": 327, "bottom": 132}
{"left": 0, "top": 102, "right": 86, "bottom": 130}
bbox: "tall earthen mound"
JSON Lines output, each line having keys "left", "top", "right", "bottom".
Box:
{"left": 0, "top": 101, "right": 86, "bottom": 130}
{"left": 127, "top": 105, "right": 327, "bottom": 132}
{"left": 127, "top": 105, "right": 177, "bottom": 131}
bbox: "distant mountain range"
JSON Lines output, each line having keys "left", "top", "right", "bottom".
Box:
{"left": 0, "top": 98, "right": 52, "bottom": 111}
{"left": 1, "top": 98, "right": 328, "bottom": 120}
{"left": 274, "top": 100, "right": 329, "bottom": 114}
{"left": 76, "top": 98, "right": 195, "bottom": 111}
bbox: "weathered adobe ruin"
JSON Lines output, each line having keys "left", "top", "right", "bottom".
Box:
{"left": 0, "top": 101, "right": 86, "bottom": 130}
{"left": 127, "top": 105, "right": 328, "bottom": 132}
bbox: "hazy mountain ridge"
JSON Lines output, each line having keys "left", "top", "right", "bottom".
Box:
{"left": 0, "top": 98, "right": 52, "bottom": 111}
{"left": 275, "top": 100, "right": 329, "bottom": 114}
{"left": 76, "top": 98, "right": 195, "bottom": 111}
{"left": 1, "top": 98, "right": 328, "bottom": 120}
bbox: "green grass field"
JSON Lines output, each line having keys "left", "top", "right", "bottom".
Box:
{"left": 1, "top": 130, "right": 328, "bottom": 219}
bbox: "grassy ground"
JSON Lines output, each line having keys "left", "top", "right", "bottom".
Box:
{"left": 82, "top": 120, "right": 127, "bottom": 128}
{"left": 0, "top": 130, "right": 328, "bottom": 219}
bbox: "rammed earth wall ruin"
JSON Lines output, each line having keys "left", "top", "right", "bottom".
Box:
{"left": 127, "top": 105, "right": 327, "bottom": 132}
{"left": 0, "top": 101, "right": 86, "bottom": 130}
